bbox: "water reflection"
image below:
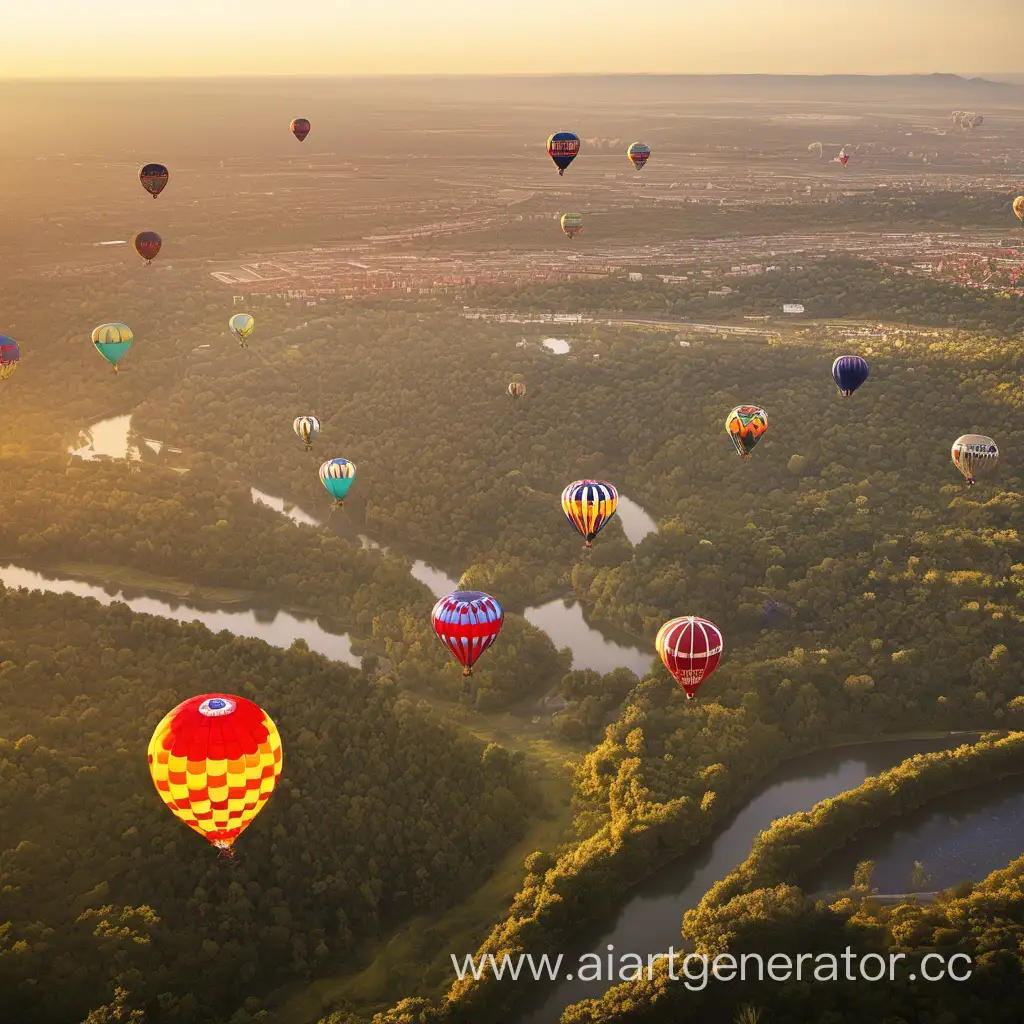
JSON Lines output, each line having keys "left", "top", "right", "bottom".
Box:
{"left": 524, "top": 598, "right": 651, "bottom": 676}
{"left": 807, "top": 774, "right": 1024, "bottom": 897}
{"left": 542, "top": 338, "right": 571, "bottom": 355}
{"left": 510, "top": 736, "right": 980, "bottom": 1024}
{"left": 69, "top": 414, "right": 140, "bottom": 461}
{"left": 70, "top": 414, "right": 176, "bottom": 463}
{"left": 0, "top": 564, "right": 360, "bottom": 668}
{"left": 410, "top": 561, "right": 459, "bottom": 597}
{"left": 251, "top": 487, "right": 322, "bottom": 527}
{"left": 615, "top": 494, "right": 656, "bottom": 545}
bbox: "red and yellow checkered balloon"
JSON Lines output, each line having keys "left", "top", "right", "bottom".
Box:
{"left": 147, "top": 694, "right": 283, "bottom": 853}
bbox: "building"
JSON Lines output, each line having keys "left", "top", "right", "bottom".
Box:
{"left": 783, "top": 303, "right": 805, "bottom": 314}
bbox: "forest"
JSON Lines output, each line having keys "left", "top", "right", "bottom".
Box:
{"left": 0, "top": 587, "right": 537, "bottom": 1024}
{"left": 0, "top": 250, "right": 1021, "bottom": 1023}
{"left": 559, "top": 731, "right": 1024, "bottom": 1023}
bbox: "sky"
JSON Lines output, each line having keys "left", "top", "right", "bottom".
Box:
{"left": 2, "top": 0, "right": 1022, "bottom": 79}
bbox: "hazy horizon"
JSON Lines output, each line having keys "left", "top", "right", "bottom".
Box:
{"left": 4, "top": 1, "right": 1022, "bottom": 78}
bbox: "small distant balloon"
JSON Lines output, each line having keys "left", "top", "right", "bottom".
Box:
{"left": 0, "top": 335, "right": 20, "bottom": 382}
{"left": 560, "top": 212, "right": 583, "bottom": 240}
{"left": 627, "top": 142, "right": 651, "bottom": 171}
{"left": 838, "top": 149, "right": 850, "bottom": 166}
{"left": 725, "top": 405, "right": 768, "bottom": 460}
{"left": 319, "top": 457, "right": 356, "bottom": 507}
{"left": 832, "top": 355, "right": 869, "bottom": 397}
{"left": 951, "top": 434, "right": 998, "bottom": 486}
{"left": 132, "top": 231, "right": 162, "bottom": 264}
{"left": 229, "top": 313, "right": 255, "bottom": 347}
{"left": 291, "top": 118, "right": 310, "bottom": 142}
{"left": 92, "top": 323, "right": 133, "bottom": 373}
{"left": 507, "top": 381, "right": 526, "bottom": 399}
{"left": 139, "top": 163, "right": 169, "bottom": 199}
{"left": 547, "top": 132, "right": 580, "bottom": 175}
{"left": 293, "top": 415, "right": 321, "bottom": 449}
{"left": 1014, "top": 196, "right": 1024, "bottom": 224}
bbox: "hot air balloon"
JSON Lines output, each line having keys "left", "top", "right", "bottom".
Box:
{"left": 229, "top": 313, "right": 255, "bottom": 347}
{"left": 832, "top": 355, "right": 869, "bottom": 397}
{"left": 725, "top": 405, "right": 768, "bottom": 460}
{"left": 291, "top": 118, "right": 310, "bottom": 142}
{"left": 627, "top": 142, "right": 651, "bottom": 171}
{"left": 507, "top": 381, "right": 526, "bottom": 399}
{"left": 838, "top": 149, "right": 850, "bottom": 166}
{"left": 1013, "top": 197, "right": 1024, "bottom": 224}
{"left": 560, "top": 212, "right": 583, "bottom": 240}
{"left": 319, "top": 457, "right": 356, "bottom": 506}
{"left": 0, "top": 335, "right": 20, "bottom": 382}
{"left": 147, "top": 694, "right": 282, "bottom": 855}
{"left": 561, "top": 479, "right": 618, "bottom": 549}
{"left": 808, "top": 141, "right": 823, "bottom": 159}
{"left": 139, "top": 163, "right": 169, "bottom": 199}
{"left": 293, "top": 415, "right": 321, "bottom": 449}
{"left": 547, "top": 132, "right": 580, "bottom": 175}
{"left": 431, "top": 590, "right": 504, "bottom": 677}
{"left": 951, "top": 434, "right": 998, "bottom": 486}
{"left": 132, "top": 231, "right": 162, "bottom": 264}
{"left": 656, "top": 616, "right": 724, "bottom": 700}
{"left": 91, "top": 323, "right": 133, "bottom": 372}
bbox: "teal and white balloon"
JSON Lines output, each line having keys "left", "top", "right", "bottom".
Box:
{"left": 319, "top": 458, "right": 356, "bottom": 506}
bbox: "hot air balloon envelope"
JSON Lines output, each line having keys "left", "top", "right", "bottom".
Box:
{"left": 547, "top": 132, "right": 580, "bottom": 175}
{"left": 832, "top": 355, "right": 869, "bottom": 397}
{"left": 560, "top": 212, "right": 583, "bottom": 240}
{"left": 1014, "top": 197, "right": 1024, "bottom": 224}
{"left": 320, "top": 458, "right": 356, "bottom": 503}
{"left": 229, "top": 313, "right": 255, "bottom": 346}
{"left": 951, "top": 434, "right": 998, "bottom": 485}
{"left": 291, "top": 118, "right": 310, "bottom": 142}
{"left": 293, "top": 415, "right": 321, "bottom": 448}
{"left": 627, "top": 142, "right": 651, "bottom": 171}
{"left": 725, "top": 405, "right": 768, "bottom": 459}
{"left": 132, "top": 231, "right": 162, "bottom": 262}
{"left": 139, "top": 163, "right": 169, "bottom": 198}
{"left": 431, "top": 590, "right": 504, "bottom": 676}
{"left": 0, "top": 335, "right": 20, "bottom": 381}
{"left": 656, "top": 616, "right": 724, "bottom": 699}
{"left": 561, "top": 480, "right": 618, "bottom": 548}
{"left": 147, "top": 694, "right": 283, "bottom": 852}
{"left": 507, "top": 381, "right": 526, "bottom": 399}
{"left": 92, "top": 323, "right": 133, "bottom": 371}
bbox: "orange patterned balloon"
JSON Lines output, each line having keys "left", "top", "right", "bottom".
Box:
{"left": 147, "top": 694, "right": 283, "bottom": 854}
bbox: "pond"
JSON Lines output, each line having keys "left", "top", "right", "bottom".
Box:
{"left": 542, "top": 338, "right": 571, "bottom": 355}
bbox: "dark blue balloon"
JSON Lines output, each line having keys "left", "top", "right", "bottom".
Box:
{"left": 832, "top": 355, "right": 870, "bottom": 397}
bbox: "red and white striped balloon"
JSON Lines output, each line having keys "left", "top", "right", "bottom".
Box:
{"left": 655, "top": 616, "right": 723, "bottom": 700}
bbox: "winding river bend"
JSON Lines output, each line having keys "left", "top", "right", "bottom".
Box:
{"left": 507, "top": 735, "right": 992, "bottom": 1024}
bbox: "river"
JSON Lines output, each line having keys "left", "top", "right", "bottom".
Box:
{"left": 0, "top": 564, "right": 361, "bottom": 668}
{"left": 507, "top": 735, "right": 984, "bottom": 1024}
{"left": 806, "top": 772, "right": 1024, "bottom": 898}
{"left": 72, "top": 411, "right": 657, "bottom": 679}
